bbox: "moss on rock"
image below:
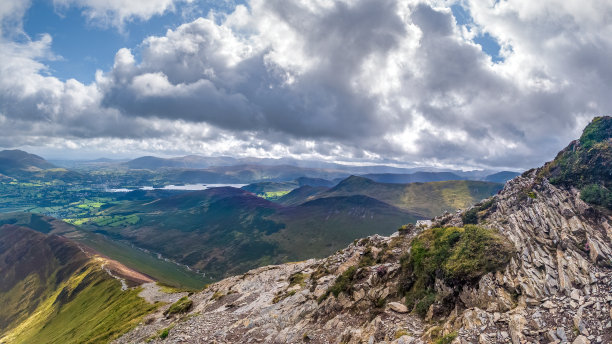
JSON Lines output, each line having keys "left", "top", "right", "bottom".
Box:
{"left": 399, "top": 225, "right": 514, "bottom": 317}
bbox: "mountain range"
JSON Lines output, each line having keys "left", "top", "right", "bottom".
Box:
{"left": 2, "top": 117, "right": 609, "bottom": 343}
{"left": 106, "top": 116, "right": 612, "bottom": 344}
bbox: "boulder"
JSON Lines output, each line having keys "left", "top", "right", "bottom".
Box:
{"left": 388, "top": 302, "right": 409, "bottom": 313}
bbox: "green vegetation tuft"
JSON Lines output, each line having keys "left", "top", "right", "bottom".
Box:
{"left": 328, "top": 266, "right": 357, "bottom": 297}
{"left": 579, "top": 116, "right": 612, "bottom": 148}
{"left": 399, "top": 225, "right": 513, "bottom": 318}
{"left": 580, "top": 184, "right": 612, "bottom": 209}
{"left": 164, "top": 296, "right": 193, "bottom": 316}
{"left": 318, "top": 266, "right": 358, "bottom": 303}
{"left": 358, "top": 248, "right": 376, "bottom": 267}
{"left": 461, "top": 208, "right": 478, "bottom": 225}
{"left": 435, "top": 332, "right": 458, "bottom": 344}
{"left": 289, "top": 272, "right": 307, "bottom": 288}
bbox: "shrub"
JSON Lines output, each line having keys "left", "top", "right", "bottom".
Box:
{"left": 358, "top": 248, "right": 375, "bottom": 267}
{"left": 435, "top": 332, "right": 458, "bottom": 344}
{"left": 164, "top": 297, "right": 193, "bottom": 316}
{"left": 399, "top": 226, "right": 513, "bottom": 318}
{"left": 329, "top": 266, "right": 357, "bottom": 297}
{"left": 318, "top": 266, "right": 358, "bottom": 302}
{"left": 461, "top": 208, "right": 478, "bottom": 224}
{"left": 580, "top": 184, "right": 612, "bottom": 209}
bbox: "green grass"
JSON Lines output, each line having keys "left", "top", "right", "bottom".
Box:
{"left": 1, "top": 266, "right": 158, "bottom": 344}
{"left": 72, "top": 232, "right": 209, "bottom": 289}
{"left": 579, "top": 116, "right": 612, "bottom": 148}
{"left": 261, "top": 190, "right": 291, "bottom": 200}
{"left": 164, "top": 297, "right": 193, "bottom": 316}
{"left": 399, "top": 225, "right": 514, "bottom": 317}
{"left": 435, "top": 332, "right": 458, "bottom": 344}
{"left": 319, "top": 266, "right": 358, "bottom": 303}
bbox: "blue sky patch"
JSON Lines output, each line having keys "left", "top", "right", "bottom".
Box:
{"left": 450, "top": 3, "right": 504, "bottom": 63}
{"left": 22, "top": 0, "right": 244, "bottom": 83}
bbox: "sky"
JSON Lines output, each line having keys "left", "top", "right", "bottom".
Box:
{"left": 0, "top": 0, "right": 610, "bottom": 170}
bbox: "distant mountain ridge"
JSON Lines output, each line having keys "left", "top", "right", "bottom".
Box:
{"left": 0, "top": 149, "right": 81, "bottom": 180}
{"left": 359, "top": 171, "right": 465, "bottom": 183}
{"left": 318, "top": 175, "right": 503, "bottom": 218}
{"left": 0, "top": 150, "right": 56, "bottom": 176}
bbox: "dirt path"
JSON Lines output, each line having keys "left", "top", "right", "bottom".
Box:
{"left": 138, "top": 282, "right": 188, "bottom": 304}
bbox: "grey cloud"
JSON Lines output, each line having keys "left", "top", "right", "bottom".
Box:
{"left": 1, "top": 0, "right": 611, "bottom": 169}
{"left": 100, "top": 0, "right": 408, "bottom": 141}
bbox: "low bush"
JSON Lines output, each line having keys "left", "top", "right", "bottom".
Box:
{"left": 580, "top": 184, "right": 612, "bottom": 209}
{"left": 318, "top": 266, "right": 358, "bottom": 303}
{"left": 164, "top": 297, "right": 193, "bottom": 316}
{"left": 399, "top": 225, "right": 514, "bottom": 318}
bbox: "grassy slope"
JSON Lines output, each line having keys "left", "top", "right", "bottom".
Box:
{"left": 0, "top": 226, "right": 157, "bottom": 344}
{"left": 275, "top": 185, "right": 330, "bottom": 206}
{"left": 0, "top": 212, "right": 208, "bottom": 289}
{"left": 319, "top": 176, "right": 503, "bottom": 218}
{"left": 270, "top": 195, "right": 419, "bottom": 259}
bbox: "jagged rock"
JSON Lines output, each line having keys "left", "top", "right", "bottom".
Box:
{"left": 543, "top": 300, "right": 556, "bottom": 309}
{"left": 572, "top": 335, "right": 590, "bottom": 344}
{"left": 509, "top": 313, "right": 526, "bottom": 344}
{"left": 571, "top": 289, "right": 581, "bottom": 301}
{"left": 556, "top": 327, "right": 568, "bottom": 342}
{"left": 393, "top": 335, "right": 415, "bottom": 344}
{"left": 388, "top": 302, "right": 408, "bottom": 313}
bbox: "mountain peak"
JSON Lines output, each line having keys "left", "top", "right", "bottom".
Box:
{"left": 541, "top": 116, "right": 612, "bottom": 209}
{"left": 579, "top": 115, "right": 612, "bottom": 148}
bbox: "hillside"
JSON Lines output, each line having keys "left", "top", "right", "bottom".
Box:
{"left": 483, "top": 171, "right": 521, "bottom": 183}
{"left": 276, "top": 185, "right": 329, "bottom": 206}
{"left": 360, "top": 171, "right": 465, "bottom": 183}
{"left": 0, "top": 225, "right": 156, "bottom": 344}
{"left": 113, "top": 117, "right": 612, "bottom": 344}
{"left": 319, "top": 176, "right": 503, "bottom": 218}
{"left": 241, "top": 177, "right": 334, "bottom": 199}
{"left": 80, "top": 187, "right": 420, "bottom": 280}
{"left": 0, "top": 150, "right": 78, "bottom": 180}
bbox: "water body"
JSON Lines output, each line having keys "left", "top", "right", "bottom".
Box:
{"left": 107, "top": 184, "right": 246, "bottom": 192}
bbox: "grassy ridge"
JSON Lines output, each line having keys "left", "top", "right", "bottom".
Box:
{"left": 0, "top": 212, "right": 209, "bottom": 289}
{"left": 0, "top": 226, "right": 157, "bottom": 343}
{"left": 71, "top": 232, "right": 211, "bottom": 289}
{"left": 1, "top": 266, "right": 157, "bottom": 344}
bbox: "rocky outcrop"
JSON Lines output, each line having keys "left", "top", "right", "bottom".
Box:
{"left": 431, "top": 171, "right": 612, "bottom": 344}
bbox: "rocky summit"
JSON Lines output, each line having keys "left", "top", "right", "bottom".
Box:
{"left": 113, "top": 118, "right": 612, "bottom": 344}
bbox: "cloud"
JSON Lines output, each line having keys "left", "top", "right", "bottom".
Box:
{"left": 0, "top": 0, "right": 611, "bottom": 169}
{"left": 53, "top": 0, "right": 194, "bottom": 28}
